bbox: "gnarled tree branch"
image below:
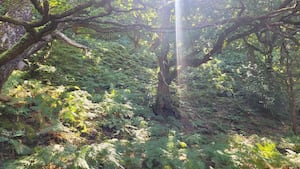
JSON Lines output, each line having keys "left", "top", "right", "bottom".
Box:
{"left": 53, "top": 30, "right": 89, "bottom": 51}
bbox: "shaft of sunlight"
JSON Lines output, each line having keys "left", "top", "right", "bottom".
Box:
{"left": 175, "top": 0, "right": 185, "bottom": 100}
{"left": 175, "top": 0, "right": 183, "bottom": 69}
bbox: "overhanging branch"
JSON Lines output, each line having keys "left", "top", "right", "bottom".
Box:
{"left": 53, "top": 30, "right": 89, "bottom": 51}
{"left": 0, "top": 16, "right": 29, "bottom": 27}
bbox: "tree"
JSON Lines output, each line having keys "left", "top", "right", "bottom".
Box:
{"left": 1, "top": 0, "right": 300, "bottom": 129}
{"left": 0, "top": 0, "right": 33, "bottom": 92}
{"left": 151, "top": 0, "right": 300, "bottom": 119}
{"left": 0, "top": 0, "right": 146, "bottom": 91}
{"left": 280, "top": 38, "right": 300, "bottom": 134}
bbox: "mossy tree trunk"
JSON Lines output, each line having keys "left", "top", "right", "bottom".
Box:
{"left": 0, "top": 0, "right": 32, "bottom": 93}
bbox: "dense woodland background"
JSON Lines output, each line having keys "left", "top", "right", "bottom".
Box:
{"left": 0, "top": 0, "right": 300, "bottom": 168}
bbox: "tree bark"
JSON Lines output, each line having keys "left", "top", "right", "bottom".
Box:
{"left": 153, "top": 3, "right": 180, "bottom": 118}
{"left": 288, "top": 76, "right": 297, "bottom": 134}
{"left": 154, "top": 56, "right": 180, "bottom": 118}
{"left": 286, "top": 56, "right": 297, "bottom": 134}
{"left": 0, "top": 0, "right": 32, "bottom": 93}
{"left": 282, "top": 42, "right": 297, "bottom": 134}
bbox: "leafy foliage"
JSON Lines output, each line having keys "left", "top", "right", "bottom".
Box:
{"left": 227, "top": 134, "right": 293, "bottom": 168}
{"left": 1, "top": 0, "right": 300, "bottom": 168}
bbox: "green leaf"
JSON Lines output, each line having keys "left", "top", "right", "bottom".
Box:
{"left": 9, "top": 139, "right": 32, "bottom": 155}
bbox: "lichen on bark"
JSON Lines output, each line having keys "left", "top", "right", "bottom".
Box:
{"left": 0, "top": 0, "right": 32, "bottom": 93}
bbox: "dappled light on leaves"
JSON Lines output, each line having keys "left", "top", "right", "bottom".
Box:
{"left": 1, "top": 0, "right": 300, "bottom": 168}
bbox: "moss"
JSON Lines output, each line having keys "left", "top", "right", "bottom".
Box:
{"left": 0, "top": 33, "right": 37, "bottom": 65}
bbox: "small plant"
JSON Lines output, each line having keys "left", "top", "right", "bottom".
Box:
{"left": 59, "top": 90, "right": 100, "bottom": 133}
{"left": 0, "top": 129, "right": 32, "bottom": 156}
{"left": 3, "top": 141, "right": 124, "bottom": 169}
{"left": 227, "top": 134, "right": 291, "bottom": 168}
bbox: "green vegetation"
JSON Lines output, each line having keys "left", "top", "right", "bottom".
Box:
{"left": 1, "top": 38, "right": 300, "bottom": 168}
{"left": 1, "top": 0, "right": 300, "bottom": 168}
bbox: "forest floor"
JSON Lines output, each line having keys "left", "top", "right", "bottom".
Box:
{"left": 178, "top": 95, "right": 290, "bottom": 137}
{"left": 0, "top": 92, "right": 298, "bottom": 168}
{"left": 1, "top": 42, "right": 299, "bottom": 168}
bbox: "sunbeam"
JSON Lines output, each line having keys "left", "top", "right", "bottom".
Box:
{"left": 175, "top": 0, "right": 184, "bottom": 71}
{"left": 175, "top": 0, "right": 185, "bottom": 105}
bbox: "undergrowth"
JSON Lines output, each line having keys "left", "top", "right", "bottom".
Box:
{"left": 1, "top": 40, "right": 300, "bottom": 169}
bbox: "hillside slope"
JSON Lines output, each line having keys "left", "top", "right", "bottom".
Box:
{"left": 0, "top": 41, "right": 299, "bottom": 169}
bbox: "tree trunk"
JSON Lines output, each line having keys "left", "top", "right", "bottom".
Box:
{"left": 0, "top": 59, "right": 23, "bottom": 92}
{"left": 289, "top": 77, "right": 297, "bottom": 134}
{"left": 287, "top": 60, "right": 297, "bottom": 134}
{"left": 154, "top": 72, "right": 172, "bottom": 115}
{"left": 153, "top": 3, "right": 180, "bottom": 118}
{"left": 153, "top": 32, "right": 175, "bottom": 117}
{"left": 154, "top": 57, "right": 179, "bottom": 118}
{"left": 0, "top": 0, "right": 32, "bottom": 93}
{"left": 281, "top": 42, "right": 298, "bottom": 134}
